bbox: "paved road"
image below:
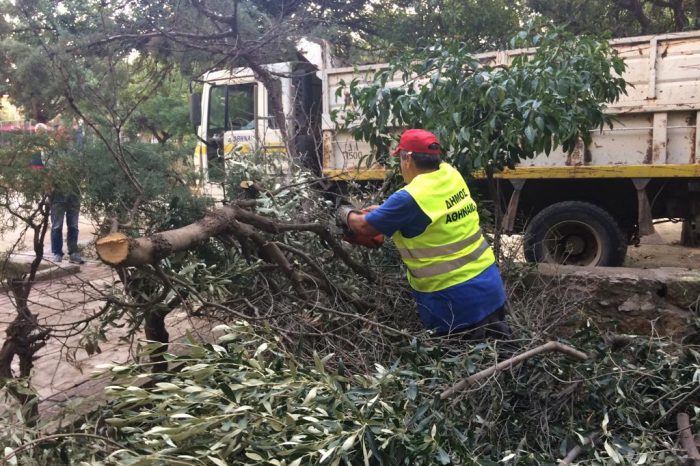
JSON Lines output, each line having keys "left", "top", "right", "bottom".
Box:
{"left": 0, "top": 253, "right": 207, "bottom": 418}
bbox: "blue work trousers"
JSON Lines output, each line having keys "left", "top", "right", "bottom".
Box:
{"left": 50, "top": 192, "right": 81, "bottom": 256}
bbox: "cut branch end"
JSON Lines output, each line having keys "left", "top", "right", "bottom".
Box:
{"left": 96, "top": 232, "right": 130, "bottom": 266}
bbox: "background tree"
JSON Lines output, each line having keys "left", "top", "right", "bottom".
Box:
{"left": 348, "top": 0, "right": 524, "bottom": 61}
{"left": 124, "top": 74, "right": 192, "bottom": 146}
{"left": 529, "top": 0, "right": 700, "bottom": 35}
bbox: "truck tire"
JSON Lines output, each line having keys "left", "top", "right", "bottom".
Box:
{"left": 524, "top": 201, "right": 627, "bottom": 266}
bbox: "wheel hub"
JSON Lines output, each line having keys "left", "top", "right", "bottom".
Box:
{"left": 543, "top": 220, "right": 603, "bottom": 266}
{"left": 564, "top": 236, "right": 586, "bottom": 255}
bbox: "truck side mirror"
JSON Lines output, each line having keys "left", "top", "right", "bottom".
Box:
{"left": 190, "top": 92, "right": 202, "bottom": 127}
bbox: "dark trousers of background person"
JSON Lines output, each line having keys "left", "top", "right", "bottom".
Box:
{"left": 50, "top": 192, "right": 81, "bottom": 258}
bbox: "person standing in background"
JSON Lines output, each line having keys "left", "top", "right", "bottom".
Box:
{"left": 49, "top": 123, "right": 85, "bottom": 264}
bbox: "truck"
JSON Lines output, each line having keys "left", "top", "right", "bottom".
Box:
{"left": 190, "top": 31, "right": 700, "bottom": 267}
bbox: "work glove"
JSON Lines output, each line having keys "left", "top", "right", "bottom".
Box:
{"left": 336, "top": 205, "right": 385, "bottom": 249}
{"left": 336, "top": 204, "right": 362, "bottom": 228}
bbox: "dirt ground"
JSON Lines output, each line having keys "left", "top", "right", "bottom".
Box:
{"left": 499, "top": 221, "right": 698, "bottom": 269}
{"left": 624, "top": 222, "right": 700, "bottom": 269}
{"left": 0, "top": 217, "right": 97, "bottom": 254}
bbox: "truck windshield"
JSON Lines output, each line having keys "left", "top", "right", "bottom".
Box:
{"left": 208, "top": 83, "right": 256, "bottom": 137}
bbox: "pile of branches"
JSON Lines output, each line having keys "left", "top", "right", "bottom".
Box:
{"left": 2, "top": 313, "right": 699, "bottom": 465}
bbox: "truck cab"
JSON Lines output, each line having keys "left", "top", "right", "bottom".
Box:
{"left": 191, "top": 60, "right": 322, "bottom": 197}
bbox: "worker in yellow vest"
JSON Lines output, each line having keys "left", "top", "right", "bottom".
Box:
{"left": 338, "top": 129, "right": 511, "bottom": 339}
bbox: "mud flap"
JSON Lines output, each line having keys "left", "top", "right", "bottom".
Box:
{"left": 632, "top": 178, "right": 656, "bottom": 236}
{"left": 502, "top": 179, "right": 525, "bottom": 234}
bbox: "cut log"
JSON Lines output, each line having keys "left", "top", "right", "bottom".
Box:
{"left": 96, "top": 205, "right": 240, "bottom": 266}
{"left": 95, "top": 232, "right": 130, "bottom": 265}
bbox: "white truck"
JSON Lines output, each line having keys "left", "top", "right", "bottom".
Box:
{"left": 191, "top": 31, "right": 700, "bottom": 266}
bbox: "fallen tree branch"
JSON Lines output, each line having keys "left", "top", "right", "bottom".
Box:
{"left": 440, "top": 341, "right": 588, "bottom": 400}
{"left": 95, "top": 204, "right": 240, "bottom": 266}
{"left": 557, "top": 434, "right": 599, "bottom": 466}
{"left": 1, "top": 432, "right": 130, "bottom": 464}
{"left": 95, "top": 203, "right": 374, "bottom": 283}
{"left": 678, "top": 413, "right": 700, "bottom": 466}
{"left": 653, "top": 384, "right": 700, "bottom": 428}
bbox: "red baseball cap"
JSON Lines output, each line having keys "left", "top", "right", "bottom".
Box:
{"left": 391, "top": 129, "right": 441, "bottom": 156}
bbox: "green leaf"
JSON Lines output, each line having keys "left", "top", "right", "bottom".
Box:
{"left": 436, "top": 448, "right": 451, "bottom": 465}
{"left": 208, "top": 456, "right": 228, "bottom": 466}
{"left": 524, "top": 126, "right": 535, "bottom": 144}
{"left": 319, "top": 446, "right": 336, "bottom": 463}
{"left": 602, "top": 412, "right": 610, "bottom": 435}
{"left": 341, "top": 433, "right": 357, "bottom": 452}
{"left": 245, "top": 452, "right": 264, "bottom": 461}
{"left": 406, "top": 380, "right": 417, "bottom": 401}
{"left": 254, "top": 342, "right": 268, "bottom": 357}
{"left": 604, "top": 440, "right": 622, "bottom": 464}
{"left": 4, "top": 447, "right": 17, "bottom": 465}
{"left": 303, "top": 387, "right": 318, "bottom": 405}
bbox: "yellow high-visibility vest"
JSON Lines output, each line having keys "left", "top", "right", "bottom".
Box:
{"left": 393, "top": 163, "right": 495, "bottom": 292}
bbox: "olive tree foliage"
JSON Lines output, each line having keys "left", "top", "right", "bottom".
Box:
{"left": 339, "top": 22, "right": 628, "bottom": 175}
{"left": 4, "top": 316, "right": 700, "bottom": 465}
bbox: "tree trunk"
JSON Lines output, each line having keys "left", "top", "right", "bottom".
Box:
{"left": 0, "top": 210, "right": 51, "bottom": 425}
{"left": 617, "top": 0, "right": 651, "bottom": 33}
{"left": 681, "top": 220, "right": 699, "bottom": 246}
{"left": 669, "top": 0, "right": 688, "bottom": 31}
{"left": 243, "top": 55, "right": 298, "bottom": 160}
{"left": 144, "top": 309, "right": 170, "bottom": 373}
{"left": 96, "top": 204, "right": 242, "bottom": 266}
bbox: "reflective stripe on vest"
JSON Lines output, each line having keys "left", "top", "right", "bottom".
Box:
{"left": 392, "top": 163, "right": 495, "bottom": 292}
{"left": 408, "top": 237, "right": 490, "bottom": 278}
{"left": 396, "top": 228, "right": 483, "bottom": 260}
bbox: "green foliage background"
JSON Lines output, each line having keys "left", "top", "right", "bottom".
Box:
{"left": 340, "top": 23, "right": 627, "bottom": 175}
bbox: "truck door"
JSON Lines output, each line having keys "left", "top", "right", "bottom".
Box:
{"left": 206, "top": 82, "right": 257, "bottom": 181}
{"left": 207, "top": 80, "right": 288, "bottom": 180}
{"left": 258, "top": 79, "right": 287, "bottom": 174}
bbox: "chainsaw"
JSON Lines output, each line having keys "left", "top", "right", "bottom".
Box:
{"left": 335, "top": 205, "right": 385, "bottom": 249}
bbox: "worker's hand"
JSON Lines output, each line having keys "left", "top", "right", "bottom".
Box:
{"left": 362, "top": 205, "right": 380, "bottom": 213}
{"left": 336, "top": 205, "right": 362, "bottom": 228}
{"left": 342, "top": 233, "right": 385, "bottom": 249}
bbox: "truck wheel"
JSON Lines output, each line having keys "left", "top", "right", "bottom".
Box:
{"left": 524, "top": 201, "right": 627, "bottom": 266}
